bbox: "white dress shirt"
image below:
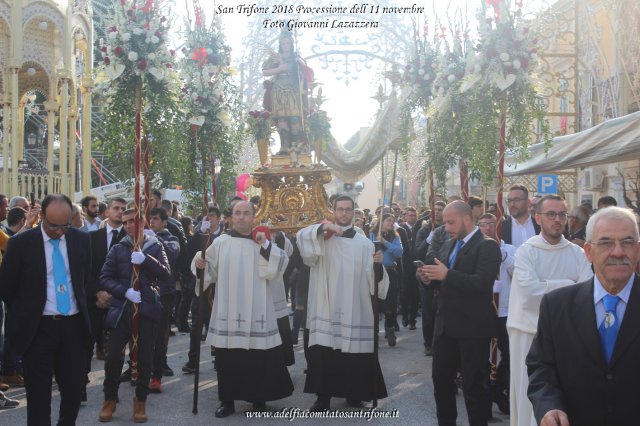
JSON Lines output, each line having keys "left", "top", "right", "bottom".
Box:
{"left": 593, "top": 274, "right": 634, "bottom": 329}
{"left": 41, "top": 226, "right": 79, "bottom": 316}
{"left": 511, "top": 215, "right": 536, "bottom": 248}
{"left": 83, "top": 217, "right": 101, "bottom": 232}
{"left": 105, "top": 223, "right": 123, "bottom": 250}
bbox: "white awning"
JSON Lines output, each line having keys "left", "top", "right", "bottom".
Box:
{"left": 505, "top": 111, "right": 640, "bottom": 176}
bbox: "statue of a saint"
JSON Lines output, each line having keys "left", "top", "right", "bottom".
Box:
{"left": 262, "top": 30, "right": 314, "bottom": 161}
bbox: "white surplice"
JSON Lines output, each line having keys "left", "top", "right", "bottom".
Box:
{"left": 191, "top": 233, "right": 288, "bottom": 350}
{"left": 296, "top": 224, "right": 389, "bottom": 354}
{"left": 270, "top": 235, "right": 293, "bottom": 319}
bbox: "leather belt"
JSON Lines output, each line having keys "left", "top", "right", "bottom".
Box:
{"left": 42, "top": 313, "right": 79, "bottom": 320}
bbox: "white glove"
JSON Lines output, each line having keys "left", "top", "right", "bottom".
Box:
{"left": 143, "top": 229, "right": 155, "bottom": 238}
{"left": 131, "top": 251, "right": 146, "bottom": 265}
{"left": 200, "top": 220, "right": 211, "bottom": 232}
{"left": 125, "top": 288, "right": 142, "bottom": 304}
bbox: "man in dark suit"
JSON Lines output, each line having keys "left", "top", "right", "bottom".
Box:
{"left": 0, "top": 194, "right": 92, "bottom": 425}
{"left": 527, "top": 206, "right": 640, "bottom": 426}
{"left": 401, "top": 207, "right": 421, "bottom": 329}
{"left": 419, "top": 200, "right": 501, "bottom": 426}
{"left": 501, "top": 185, "right": 541, "bottom": 248}
{"left": 86, "top": 198, "right": 127, "bottom": 383}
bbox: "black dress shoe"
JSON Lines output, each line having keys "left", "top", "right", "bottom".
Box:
{"left": 177, "top": 325, "right": 191, "bottom": 333}
{"left": 401, "top": 319, "right": 409, "bottom": 327}
{"left": 494, "top": 391, "right": 510, "bottom": 414}
{"left": 393, "top": 324, "right": 400, "bottom": 332}
{"left": 215, "top": 401, "right": 235, "bottom": 418}
{"left": 309, "top": 397, "right": 330, "bottom": 411}
{"left": 408, "top": 323, "right": 417, "bottom": 330}
{"left": 252, "top": 402, "right": 267, "bottom": 410}
{"left": 346, "top": 399, "right": 363, "bottom": 408}
{"left": 162, "top": 365, "right": 174, "bottom": 377}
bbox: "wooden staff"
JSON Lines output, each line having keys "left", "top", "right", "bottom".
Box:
{"left": 388, "top": 149, "right": 399, "bottom": 208}
{"left": 192, "top": 124, "right": 210, "bottom": 414}
{"left": 372, "top": 148, "right": 387, "bottom": 408}
{"left": 131, "top": 85, "right": 142, "bottom": 383}
{"left": 490, "top": 97, "right": 508, "bottom": 383}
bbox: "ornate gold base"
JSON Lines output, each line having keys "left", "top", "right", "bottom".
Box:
{"left": 269, "top": 153, "right": 312, "bottom": 168}
{"left": 252, "top": 165, "right": 334, "bottom": 234}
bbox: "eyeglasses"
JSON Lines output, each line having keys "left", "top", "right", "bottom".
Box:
{"left": 478, "top": 222, "right": 497, "bottom": 228}
{"left": 506, "top": 198, "right": 526, "bottom": 204}
{"left": 590, "top": 238, "right": 639, "bottom": 251}
{"left": 43, "top": 217, "right": 71, "bottom": 231}
{"left": 335, "top": 208, "right": 354, "bottom": 214}
{"left": 539, "top": 211, "right": 568, "bottom": 220}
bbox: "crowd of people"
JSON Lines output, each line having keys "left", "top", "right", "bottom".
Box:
{"left": 0, "top": 187, "right": 638, "bottom": 426}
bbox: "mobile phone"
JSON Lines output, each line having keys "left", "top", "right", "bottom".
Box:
{"left": 373, "top": 241, "right": 383, "bottom": 252}
{"left": 29, "top": 192, "right": 35, "bottom": 208}
{"left": 413, "top": 260, "right": 425, "bottom": 268}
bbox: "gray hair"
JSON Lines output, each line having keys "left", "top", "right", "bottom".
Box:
{"left": 586, "top": 206, "right": 639, "bottom": 242}
{"left": 71, "top": 203, "right": 82, "bottom": 216}
{"left": 8, "top": 196, "right": 28, "bottom": 209}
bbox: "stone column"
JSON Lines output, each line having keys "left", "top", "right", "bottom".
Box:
{"left": 68, "top": 106, "right": 78, "bottom": 196}
{"left": 1, "top": 97, "right": 11, "bottom": 194}
{"left": 43, "top": 100, "right": 58, "bottom": 195}
{"left": 10, "top": 66, "right": 19, "bottom": 196}
{"left": 58, "top": 75, "right": 69, "bottom": 195}
{"left": 81, "top": 77, "right": 93, "bottom": 195}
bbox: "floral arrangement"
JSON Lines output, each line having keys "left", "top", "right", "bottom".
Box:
{"left": 469, "top": 0, "right": 539, "bottom": 92}
{"left": 402, "top": 22, "right": 438, "bottom": 111}
{"left": 180, "top": 3, "right": 234, "bottom": 129}
{"left": 180, "top": 0, "right": 241, "bottom": 203}
{"left": 306, "top": 109, "right": 332, "bottom": 144}
{"left": 247, "top": 110, "right": 273, "bottom": 141}
{"left": 98, "top": 0, "right": 175, "bottom": 88}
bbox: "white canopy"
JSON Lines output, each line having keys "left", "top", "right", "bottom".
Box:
{"left": 505, "top": 111, "right": 640, "bottom": 176}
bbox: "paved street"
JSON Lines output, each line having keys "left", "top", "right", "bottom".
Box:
{"left": 0, "top": 317, "right": 510, "bottom": 425}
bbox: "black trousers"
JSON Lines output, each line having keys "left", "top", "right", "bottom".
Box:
{"left": 432, "top": 333, "right": 491, "bottom": 426}
{"left": 177, "top": 286, "right": 194, "bottom": 328}
{"left": 494, "top": 316, "right": 509, "bottom": 393}
{"left": 420, "top": 284, "right": 436, "bottom": 348}
{"left": 103, "top": 305, "right": 156, "bottom": 402}
{"left": 402, "top": 271, "right": 419, "bottom": 325}
{"left": 22, "top": 314, "right": 87, "bottom": 426}
{"left": 187, "top": 286, "right": 213, "bottom": 365}
{"left": 152, "top": 294, "right": 174, "bottom": 378}
{"left": 85, "top": 302, "right": 107, "bottom": 382}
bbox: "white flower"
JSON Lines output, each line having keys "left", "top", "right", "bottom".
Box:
{"left": 128, "top": 51, "right": 138, "bottom": 61}
{"left": 447, "top": 74, "right": 456, "bottom": 83}
{"left": 423, "top": 74, "right": 430, "bottom": 81}
{"left": 150, "top": 36, "right": 160, "bottom": 44}
{"left": 513, "top": 59, "right": 521, "bottom": 69}
{"left": 148, "top": 53, "right": 156, "bottom": 60}
{"left": 206, "top": 48, "right": 213, "bottom": 55}
{"left": 418, "top": 68, "right": 425, "bottom": 76}
{"left": 474, "top": 63, "right": 482, "bottom": 73}
{"left": 500, "top": 52, "right": 510, "bottom": 62}
{"left": 133, "top": 28, "right": 144, "bottom": 35}
{"left": 108, "top": 32, "right": 118, "bottom": 40}
{"left": 121, "top": 33, "right": 131, "bottom": 42}
{"left": 531, "top": 53, "right": 538, "bottom": 60}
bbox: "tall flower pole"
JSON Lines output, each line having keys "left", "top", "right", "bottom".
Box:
{"left": 98, "top": 0, "right": 177, "bottom": 382}
{"left": 131, "top": 85, "right": 143, "bottom": 381}
{"left": 180, "top": 0, "right": 235, "bottom": 411}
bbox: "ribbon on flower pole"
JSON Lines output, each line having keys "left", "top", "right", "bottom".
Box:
{"left": 131, "top": 85, "right": 143, "bottom": 383}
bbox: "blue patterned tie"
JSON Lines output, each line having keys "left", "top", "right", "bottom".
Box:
{"left": 448, "top": 240, "right": 464, "bottom": 268}
{"left": 598, "top": 294, "right": 621, "bottom": 363}
{"left": 50, "top": 239, "right": 70, "bottom": 315}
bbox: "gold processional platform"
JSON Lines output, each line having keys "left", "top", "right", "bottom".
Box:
{"left": 252, "top": 154, "right": 334, "bottom": 234}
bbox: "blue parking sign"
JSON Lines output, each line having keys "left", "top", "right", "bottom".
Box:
{"left": 537, "top": 174, "right": 558, "bottom": 195}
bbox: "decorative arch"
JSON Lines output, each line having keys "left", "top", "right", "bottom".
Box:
{"left": 22, "top": 1, "right": 64, "bottom": 30}
{"left": 18, "top": 61, "right": 50, "bottom": 99}
{"left": 22, "top": 16, "right": 60, "bottom": 77}
{"left": 0, "top": 1, "right": 10, "bottom": 31}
